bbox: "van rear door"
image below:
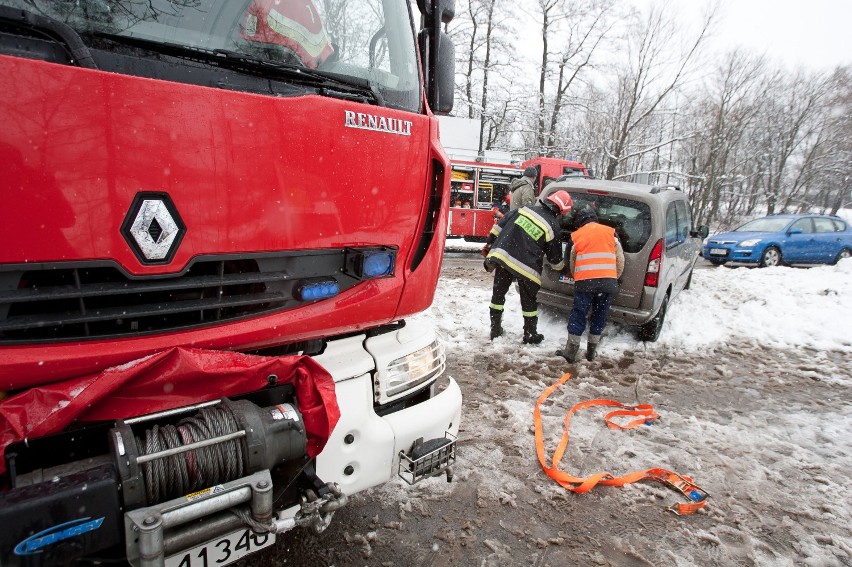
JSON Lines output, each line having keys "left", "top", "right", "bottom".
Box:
{"left": 540, "top": 191, "right": 652, "bottom": 311}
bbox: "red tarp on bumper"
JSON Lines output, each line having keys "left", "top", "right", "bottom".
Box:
{"left": 0, "top": 347, "right": 340, "bottom": 476}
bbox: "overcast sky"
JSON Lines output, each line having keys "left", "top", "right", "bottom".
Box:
{"left": 653, "top": 0, "right": 852, "bottom": 71}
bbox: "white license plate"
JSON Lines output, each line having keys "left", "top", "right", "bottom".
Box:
{"left": 165, "top": 528, "right": 275, "bottom": 567}
{"left": 709, "top": 248, "right": 728, "bottom": 256}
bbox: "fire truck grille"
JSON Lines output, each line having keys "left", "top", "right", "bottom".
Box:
{"left": 0, "top": 254, "right": 352, "bottom": 343}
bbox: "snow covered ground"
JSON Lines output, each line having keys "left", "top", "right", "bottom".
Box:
{"left": 441, "top": 238, "right": 852, "bottom": 355}
{"left": 270, "top": 248, "right": 852, "bottom": 566}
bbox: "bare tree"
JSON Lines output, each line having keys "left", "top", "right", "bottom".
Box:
{"left": 781, "top": 67, "right": 852, "bottom": 215}
{"left": 441, "top": 0, "right": 850, "bottom": 222}
{"left": 818, "top": 67, "right": 852, "bottom": 214}
{"left": 542, "top": 0, "right": 617, "bottom": 155}
{"left": 531, "top": 0, "right": 564, "bottom": 153}
{"left": 448, "top": 0, "right": 517, "bottom": 152}
{"left": 448, "top": 0, "right": 483, "bottom": 119}
{"left": 750, "top": 70, "right": 827, "bottom": 215}
{"left": 598, "top": 2, "right": 715, "bottom": 180}
{"left": 686, "top": 50, "right": 767, "bottom": 227}
{"left": 476, "top": 0, "right": 509, "bottom": 151}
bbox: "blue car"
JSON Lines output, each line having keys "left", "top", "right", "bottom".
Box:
{"left": 703, "top": 214, "right": 852, "bottom": 267}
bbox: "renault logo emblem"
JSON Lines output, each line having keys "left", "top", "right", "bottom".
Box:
{"left": 121, "top": 192, "right": 186, "bottom": 264}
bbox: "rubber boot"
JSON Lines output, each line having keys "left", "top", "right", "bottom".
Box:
{"left": 586, "top": 334, "right": 601, "bottom": 361}
{"left": 555, "top": 334, "right": 581, "bottom": 363}
{"left": 489, "top": 308, "right": 504, "bottom": 340}
{"left": 522, "top": 316, "right": 544, "bottom": 344}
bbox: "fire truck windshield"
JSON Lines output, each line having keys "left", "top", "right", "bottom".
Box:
{"left": 0, "top": 0, "right": 421, "bottom": 111}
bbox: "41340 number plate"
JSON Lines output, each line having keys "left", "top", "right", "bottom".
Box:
{"left": 165, "top": 528, "right": 275, "bottom": 567}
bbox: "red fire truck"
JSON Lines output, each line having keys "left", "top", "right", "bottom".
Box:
{"left": 447, "top": 159, "right": 521, "bottom": 240}
{"left": 0, "top": 1, "right": 460, "bottom": 566}
{"left": 448, "top": 157, "right": 590, "bottom": 241}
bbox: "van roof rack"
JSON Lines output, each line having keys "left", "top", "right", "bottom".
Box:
{"left": 555, "top": 173, "right": 595, "bottom": 182}
{"left": 649, "top": 184, "right": 682, "bottom": 194}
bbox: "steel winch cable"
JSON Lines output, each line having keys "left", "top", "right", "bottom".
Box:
{"left": 137, "top": 405, "right": 247, "bottom": 505}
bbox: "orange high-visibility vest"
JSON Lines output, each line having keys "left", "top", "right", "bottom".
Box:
{"left": 572, "top": 223, "right": 617, "bottom": 281}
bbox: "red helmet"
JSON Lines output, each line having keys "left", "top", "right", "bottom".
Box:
{"left": 241, "top": 0, "right": 334, "bottom": 68}
{"left": 546, "top": 190, "right": 573, "bottom": 214}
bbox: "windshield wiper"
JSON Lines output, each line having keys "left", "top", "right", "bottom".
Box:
{"left": 92, "top": 33, "right": 381, "bottom": 105}
{"left": 212, "top": 48, "right": 384, "bottom": 105}
{"left": 0, "top": 5, "right": 96, "bottom": 68}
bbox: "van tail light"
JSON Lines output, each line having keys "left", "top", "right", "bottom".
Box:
{"left": 645, "top": 238, "right": 664, "bottom": 287}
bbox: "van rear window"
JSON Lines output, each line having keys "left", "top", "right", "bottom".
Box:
{"left": 569, "top": 194, "right": 651, "bottom": 253}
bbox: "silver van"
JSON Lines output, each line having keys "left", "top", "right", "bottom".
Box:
{"left": 537, "top": 178, "right": 709, "bottom": 341}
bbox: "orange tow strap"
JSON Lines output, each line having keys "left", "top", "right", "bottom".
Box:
{"left": 534, "top": 372, "right": 709, "bottom": 515}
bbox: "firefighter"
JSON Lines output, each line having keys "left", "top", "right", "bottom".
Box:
{"left": 492, "top": 193, "right": 510, "bottom": 220}
{"left": 556, "top": 208, "right": 624, "bottom": 362}
{"left": 482, "top": 191, "right": 574, "bottom": 343}
{"left": 508, "top": 166, "right": 537, "bottom": 211}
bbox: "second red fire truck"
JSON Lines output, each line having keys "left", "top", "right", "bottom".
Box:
{"left": 447, "top": 157, "right": 590, "bottom": 241}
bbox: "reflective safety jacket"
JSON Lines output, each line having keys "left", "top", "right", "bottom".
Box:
{"left": 570, "top": 223, "right": 619, "bottom": 281}
{"left": 485, "top": 205, "right": 565, "bottom": 285}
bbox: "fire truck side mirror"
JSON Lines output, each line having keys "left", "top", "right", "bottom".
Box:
{"left": 431, "top": 29, "right": 454, "bottom": 114}
{"left": 418, "top": 0, "right": 455, "bottom": 115}
{"left": 417, "top": 0, "right": 455, "bottom": 23}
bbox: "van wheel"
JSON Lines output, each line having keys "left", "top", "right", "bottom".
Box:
{"left": 638, "top": 296, "right": 668, "bottom": 342}
{"left": 759, "top": 246, "right": 782, "bottom": 267}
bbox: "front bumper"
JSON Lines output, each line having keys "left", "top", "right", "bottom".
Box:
{"left": 315, "top": 374, "right": 461, "bottom": 495}
{"left": 313, "top": 320, "right": 462, "bottom": 495}
{"left": 703, "top": 246, "right": 759, "bottom": 263}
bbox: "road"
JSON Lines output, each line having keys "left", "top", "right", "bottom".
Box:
{"left": 251, "top": 253, "right": 852, "bottom": 567}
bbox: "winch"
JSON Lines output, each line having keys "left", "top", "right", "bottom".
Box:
{"left": 1, "top": 386, "right": 346, "bottom": 567}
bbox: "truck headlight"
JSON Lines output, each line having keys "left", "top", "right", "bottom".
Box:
{"left": 378, "top": 339, "right": 445, "bottom": 401}
{"left": 364, "top": 321, "right": 447, "bottom": 405}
